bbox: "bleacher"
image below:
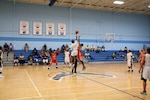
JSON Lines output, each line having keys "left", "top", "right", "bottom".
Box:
{"left": 85, "top": 50, "right": 139, "bottom": 62}
{"left": 13, "top": 50, "right": 139, "bottom": 65}
{"left": 13, "top": 50, "right": 65, "bottom": 63}
{"left": 14, "top": 50, "right": 32, "bottom": 63}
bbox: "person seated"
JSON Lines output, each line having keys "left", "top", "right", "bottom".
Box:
{"left": 28, "top": 55, "right": 33, "bottom": 65}
{"left": 32, "top": 48, "right": 38, "bottom": 56}
{"left": 118, "top": 50, "right": 125, "bottom": 58}
{"left": 85, "top": 45, "right": 90, "bottom": 52}
{"left": 95, "top": 46, "right": 101, "bottom": 53}
{"left": 90, "top": 44, "right": 95, "bottom": 52}
{"left": 14, "top": 55, "right": 19, "bottom": 66}
{"left": 124, "top": 46, "right": 128, "bottom": 53}
{"left": 43, "top": 55, "right": 49, "bottom": 65}
{"left": 3, "top": 42, "right": 9, "bottom": 52}
{"left": 32, "top": 55, "right": 39, "bottom": 65}
{"left": 84, "top": 51, "right": 93, "bottom": 60}
{"left": 45, "top": 50, "right": 50, "bottom": 57}
{"left": 39, "top": 50, "right": 45, "bottom": 58}
{"left": 101, "top": 45, "right": 106, "bottom": 52}
{"left": 24, "top": 43, "right": 29, "bottom": 52}
{"left": 9, "top": 43, "right": 14, "bottom": 52}
{"left": 39, "top": 50, "right": 45, "bottom": 64}
{"left": 40, "top": 50, "right": 49, "bottom": 65}
{"left": 19, "top": 53, "right": 25, "bottom": 65}
{"left": 112, "top": 52, "right": 117, "bottom": 59}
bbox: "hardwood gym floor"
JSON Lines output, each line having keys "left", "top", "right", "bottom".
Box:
{"left": 0, "top": 62, "right": 150, "bottom": 100}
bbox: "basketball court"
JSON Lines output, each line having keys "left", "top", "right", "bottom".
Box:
{"left": 0, "top": 62, "right": 150, "bottom": 100}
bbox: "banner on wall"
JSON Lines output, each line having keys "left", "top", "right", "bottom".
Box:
{"left": 20, "top": 20, "right": 29, "bottom": 35}
{"left": 33, "top": 21, "right": 42, "bottom": 35}
{"left": 46, "top": 22, "right": 54, "bottom": 35}
{"left": 58, "top": 23, "right": 66, "bottom": 36}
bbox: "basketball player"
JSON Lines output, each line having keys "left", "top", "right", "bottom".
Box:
{"left": 48, "top": 50, "right": 58, "bottom": 69}
{"left": 78, "top": 43, "right": 86, "bottom": 70}
{"left": 126, "top": 50, "right": 133, "bottom": 72}
{"left": 139, "top": 50, "right": 146, "bottom": 73}
{"left": 64, "top": 48, "right": 71, "bottom": 67}
{"left": 139, "top": 47, "right": 150, "bottom": 95}
{"left": 70, "top": 39, "right": 78, "bottom": 73}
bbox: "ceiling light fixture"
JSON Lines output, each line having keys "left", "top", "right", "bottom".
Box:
{"left": 113, "top": 1, "right": 124, "bottom": 5}
{"left": 148, "top": 5, "right": 150, "bottom": 8}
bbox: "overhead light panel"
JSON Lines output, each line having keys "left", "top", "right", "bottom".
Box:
{"left": 113, "top": 1, "right": 124, "bottom": 5}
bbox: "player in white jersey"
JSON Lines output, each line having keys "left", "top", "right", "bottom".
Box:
{"left": 126, "top": 50, "right": 134, "bottom": 72}
{"left": 64, "top": 48, "right": 71, "bottom": 67}
{"left": 139, "top": 47, "right": 150, "bottom": 95}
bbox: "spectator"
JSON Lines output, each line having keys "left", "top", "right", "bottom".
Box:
{"left": 19, "top": 53, "right": 25, "bottom": 65}
{"left": 24, "top": 43, "right": 29, "bottom": 52}
{"left": 95, "top": 46, "right": 101, "bottom": 53}
{"left": 61, "top": 44, "right": 65, "bottom": 53}
{"left": 112, "top": 52, "right": 117, "bottom": 59}
{"left": 118, "top": 50, "right": 125, "bottom": 58}
{"left": 90, "top": 44, "right": 95, "bottom": 52}
{"left": 42, "top": 44, "right": 47, "bottom": 52}
{"left": 84, "top": 51, "right": 93, "bottom": 60}
{"left": 102, "top": 45, "right": 106, "bottom": 52}
{"left": 39, "top": 50, "right": 45, "bottom": 58}
{"left": 39, "top": 50, "right": 49, "bottom": 65}
{"left": 9, "top": 43, "right": 14, "bottom": 52}
{"left": 42, "top": 55, "right": 49, "bottom": 65}
{"left": 85, "top": 45, "right": 90, "bottom": 52}
{"left": 124, "top": 46, "right": 128, "bottom": 53}
{"left": 14, "top": 55, "right": 19, "bottom": 66}
{"left": 32, "top": 48, "right": 38, "bottom": 56}
{"left": 65, "top": 44, "right": 69, "bottom": 50}
{"left": 3, "top": 43, "right": 9, "bottom": 52}
{"left": 32, "top": 55, "right": 39, "bottom": 65}
{"left": 28, "top": 55, "right": 33, "bottom": 65}
{"left": 56, "top": 48, "right": 60, "bottom": 55}
{"left": 49, "top": 48, "right": 53, "bottom": 56}
{"left": 45, "top": 50, "right": 50, "bottom": 57}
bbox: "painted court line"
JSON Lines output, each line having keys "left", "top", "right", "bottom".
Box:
{"left": 78, "top": 74, "right": 144, "bottom": 100}
{"left": 24, "top": 69, "right": 43, "bottom": 99}
{"left": 8, "top": 96, "right": 40, "bottom": 100}
{"left": 8, "top": 86, "right": 143, "bottom": 100}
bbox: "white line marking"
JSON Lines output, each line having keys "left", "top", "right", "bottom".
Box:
{"left": 9, "top": 86, "right": 142, "bottom": 100}
{"left": 8, "top": 96, "right": 40, "bottom": 100}
{"left": 24, "top": 69, "right": 43, "bottom": 98}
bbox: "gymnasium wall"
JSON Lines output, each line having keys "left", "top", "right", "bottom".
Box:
{"left": 0, "top": 0, "right": 150, "bottom": 51}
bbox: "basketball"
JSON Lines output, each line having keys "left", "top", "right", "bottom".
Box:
{"left": 75, "top": 30, "right": 79, "bottom": 34}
